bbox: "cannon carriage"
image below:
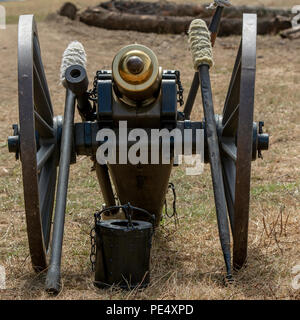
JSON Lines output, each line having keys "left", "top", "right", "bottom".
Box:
{"left": 7, "top": 6, "right": 269, "bottom": 293}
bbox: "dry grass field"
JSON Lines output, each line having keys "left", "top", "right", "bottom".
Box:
{"left": 0, "top": 0, "right": 299, "bottom": 300}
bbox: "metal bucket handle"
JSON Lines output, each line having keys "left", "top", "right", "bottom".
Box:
{"left": 94, "top": 202, "right": 156, "bottom": 229}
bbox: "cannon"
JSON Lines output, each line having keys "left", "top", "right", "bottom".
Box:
{"left": 7, "top": 5, "right": 269, "bottom": 293}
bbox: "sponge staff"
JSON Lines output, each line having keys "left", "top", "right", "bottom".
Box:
{"left": 188, "top": 19, "right": 233, "bottom": 281}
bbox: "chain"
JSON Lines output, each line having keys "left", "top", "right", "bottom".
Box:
{"left": 91, "top": 71, "right": 102, "bottom": 97}
{"left": 89, "top": 69, "right": 184, "bottom": 107}
{"left": 90, "top": 225, "right": 97, "bottom": 272}
{"left": 85, "top": 71, "right": 101, "bottom": 121}
{"left": 175, "top": 70, "right": 184, "bottom": 107}
{"left": 164, "top": 182, "right": 179, "bottom": 227}
{"left": 88, "top": 70, "right": 102, "bottom": 104}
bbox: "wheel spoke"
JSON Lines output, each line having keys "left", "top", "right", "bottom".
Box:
{"left": 33, "top": 62, "right": 53, "bottom": 126}
{"left": 37, "top": 144, "right": 55, "bottom": 171}
{"left": 221, "top": 137, "right": 237, "bottom": 162}
{"left": 222, "top": 42, "right": 242, "bottom": 125}
{"left": 39, "top": 157, "right": 57, "bottom": 248}
{"left": 33, "top": 35, "right": 53, "bottom": 116}
{"left": 34, "top": 110, "right": 54, "bottom": 138}
{"left": 222, "top": 156, "right": 236, "bottom": 232}
{"left": 222, "top": 104, "right": 239, "bottom": 137}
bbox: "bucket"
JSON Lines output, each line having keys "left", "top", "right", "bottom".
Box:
{"left": 92, "top": 204, "right": 155, "bottom": 289}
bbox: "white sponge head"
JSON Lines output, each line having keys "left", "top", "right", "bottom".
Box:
{"left": 188, "top": 19, "right": 214, "bottom": 71}
{"left": 60, "top": 41, "right": 87, "bottom": 86}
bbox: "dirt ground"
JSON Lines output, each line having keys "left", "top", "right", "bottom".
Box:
{"left": 0, "top": 0, "right": 299, "bottom": 300}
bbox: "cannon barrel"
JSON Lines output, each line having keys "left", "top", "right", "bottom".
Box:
{"left": 112, "top": 44, "right": 162, "bottom": 107}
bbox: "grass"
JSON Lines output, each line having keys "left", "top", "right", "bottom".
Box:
{"left": 252, "top": 182, "right": 299, "bottom": 197}
{"left": 0, "top": 0, "right": 299, "bottom": 300}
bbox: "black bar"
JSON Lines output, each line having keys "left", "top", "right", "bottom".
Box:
{"left": 198, "top": 64, "right": 232, "bottom": 279}
{"left": 209, "top": 6, "right": 224, "bottom": 46}
{"left": 77, "top": 92, "right": 95, "bottom": 121}
{"left": 45, "top": 89, "right": 76, "bottom": 293}
{"left": 183, "top": 72, "right": 199, "bottom": 120}
{"left": 209, "top": 6, "right": 224, "bottom": 33}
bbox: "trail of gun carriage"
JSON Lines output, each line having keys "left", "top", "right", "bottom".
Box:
{"left": 0, "top": 0, "right": 299, "bottom": 300}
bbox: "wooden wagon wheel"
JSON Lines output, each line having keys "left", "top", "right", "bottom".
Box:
{"left": 18, "top": 15, "right": 60, "bottom": 271}
{"left": 219, "top": 14, "right": 257, "bottom": 270}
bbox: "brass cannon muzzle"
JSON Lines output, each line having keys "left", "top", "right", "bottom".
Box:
{"left": 112, "top": 44, "right": 162, "bottom": 106}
